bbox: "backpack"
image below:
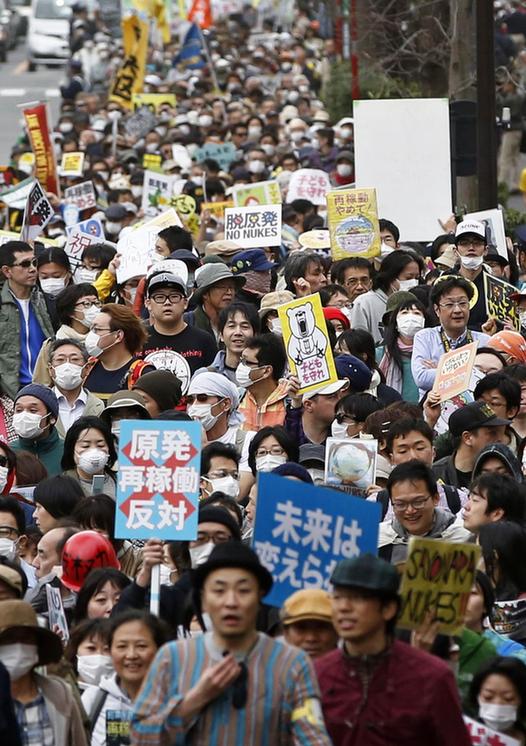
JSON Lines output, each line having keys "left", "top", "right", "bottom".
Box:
{"left": 88, "top": 687, "right": 108, "bottom": 733}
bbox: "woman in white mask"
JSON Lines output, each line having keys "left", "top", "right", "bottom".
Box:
{"left": 36, "top": 247, "right": 72, "bottom": 299}
{"left": 469, "top": 657, "right": 526, "bottom": 743}
{"left": 378, "top": 296, "right": 427, "bottom": 402}
{"left": 65, "top": 618, "right": 113, "bottom": 690}
{"left": 11, "top": 384, "right": 63, "bottom": 477}
{"left": 247, "top": 426, "right": 298, "bottom": 475}
{"left": 61, "top": 416, "right": 117, "bottom": 497}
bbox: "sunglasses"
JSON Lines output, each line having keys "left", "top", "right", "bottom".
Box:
{"left": 231, "top": 661, "right": 248, "bottom": 709}
{"left": 12, "top": 258, "right": 37, "bottom": 269}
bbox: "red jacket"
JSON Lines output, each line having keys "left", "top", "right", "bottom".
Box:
{"left": 314, "top": 640, "right": 471, "bottom": 746}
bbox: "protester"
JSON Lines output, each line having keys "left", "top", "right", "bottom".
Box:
{"left": 280, "top": 589, "right": 338, "bottom": 658}
{"left": 468, "top": 657, "right": 526, "bottom": 742}
{"left": 237, "top": 333, "right": 289, "bottom": 430}
{"left": 73, "top": 568, "right": 131, "bottom": 624}
{"left": 33, "top": 475, "right": 84, "bottom": 532}
{"left": 10, "top": 384, "right": 63, "bottom": 475}
{"left": 61, "top": 416, "right": 117, "bottom": 497}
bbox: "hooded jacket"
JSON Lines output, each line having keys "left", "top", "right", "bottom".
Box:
{"left": 472, "top": 442, "right": 524, "bottom": 482}
{"left": 81, "top": 673, "right": 132, "bottom": 746}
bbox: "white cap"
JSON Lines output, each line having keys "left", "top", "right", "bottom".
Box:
{"left": 303, "top": 379, "right": 348, "bottom": 401}
{"left": 455, "top": 219, "right": 486, "bottom": 242}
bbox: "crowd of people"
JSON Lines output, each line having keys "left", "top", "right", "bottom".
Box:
{"left": 2, "top": 2, "right": 526, "bottom": 745}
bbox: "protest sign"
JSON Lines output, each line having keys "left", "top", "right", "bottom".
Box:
{"left": 224, "top": 204, "right": 281, "bottom": 248}
{"left": 171, "top": 194, "right": 196, "bottom": 219}
{"left": 106, "top": 710, "right": 131, "bottom": 746}
{"left": 116, "top": 209, "right": 182, "bottom": 284}
{"left": 171, "top": 144, "right": 193, "bottom": 171}
{"left": 398, "top": 537, "right": 480, "bottom": 634}
{"left": 232, "top": 180, "right": 282, "bottom": 207}
{"left": 484, "top": 273, "right": 520, "bottom": 330}
{"left": 46, "top": 585, "right": 69, "bottom": 642}
{"left": 141, "top": 170, "right": 174, "bottom": 216}
{"left": 115, "top": 419, "right": 201, "bottom": 541}
{"left": 464, "top": 716, "right": 519, "bottom": 746}
{"left": 109, "top": 15, "right": 149, "bottom": 110}
{"left": 253, "top": 473, "right": 381, "bottom": 607}
{"left": 64, "top": 181, "right": 97, "bottom": 211}
{"left": 195, "top": 142, "right": 236, "bottom": 171}
{"left": 125, "top": 106, "right": 158, "bottom": 140}
{"left": 432, "top": 341, "right": 478, "bottom": 403}
{"left": 0, "top": 176, "right": 35, "bottom": 210}
{"left": 0, "top": 229, "right": 56, "bottom": 248}
{"left": 278, "top": 292, "right": 338, "bottom": 395}
{"left": 64, "top": 217, "right": 105, "bottom": 265}
{"left": 60, "top": 152, "right": 85, "bottom": 177}
{"left": 464, "top": 207, "right": 507, "bottom": 259}
{"left": 20, "top": 102, "right": 60, "bottom": 195}
{"left": 201, "top": 200, "right": 233, "bottom": 220}
{"left": 286, "top": 168, "right": 332, "bottom": 206}
{"left": 325, "top": 438, "right": 377, "bottom": 494}
{"left": 18, "top": 152, "right": 35, "bottom": 173}
{"left": 142, "top": 153, "right": 162, "bottom": 172}
{"left": 327, "top": 187, "right": 381, "bottom": 260}
{"left": 20, "top": 180, "right": 53, "bottom": 242}
{"left": 132, "top": 92, "right": 177, "bottom": 113}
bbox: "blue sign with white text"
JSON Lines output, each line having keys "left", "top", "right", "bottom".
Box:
{"left": 115, "top": 420, "right": 201, "bottom": 541}
{"left": 252, "top": 473, "right": 381, "bottom": 607}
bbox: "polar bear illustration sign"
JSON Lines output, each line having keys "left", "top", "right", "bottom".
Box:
{"left": 278, "top": 292, "right": 338, "bottom": 395}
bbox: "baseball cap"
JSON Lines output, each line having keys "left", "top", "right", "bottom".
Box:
{"left": 455, "top": 220, "right": 486, "bottom": 243}
{"left": 147, "top": 271, "right": 187, "bottom": 296}
{"left": 303, "top": 379, "right": 349, "bottom": 401}
{"left": 230, "top": 249, "right": 275, "bottom": 274}
{"left": 448, "top": 401, "right": 511, "bottom": 438}
{"left": 281, "top": 589, "right": 333, "bottom": 626}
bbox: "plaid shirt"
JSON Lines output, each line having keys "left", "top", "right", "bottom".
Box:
{"left": 14, "top": 692, "right": 54, "bottom": 746}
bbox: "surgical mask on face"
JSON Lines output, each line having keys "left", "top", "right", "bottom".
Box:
{"left": 398, "top": 278, "right": 419, "bottom": 291}
{"left": 0, "top": 464, "right": 8, "bottom": 493}
{"left": 270, "top": 318, "right": 282, "bottom": 335}
{"left": 0, "top": 643, "right": 39, "bottom": 681}
{"left": 145, "top": 142, "right": 159, "bottom": 154}
{"left": 53, "top": 363, "right": 84, "bottom": 390}
{"left": 40, "top": 276, "right": 67, "bottom": 297}
{"left": 187, "top": 402, "right": 222, "bottom": 431}
{"left": 198, "top": 114, "right": 213, "bottom": 128}
{"left": 76, "top": 447, "right": 109, "bottom": 475}
{"left": 192, "top": 175, "right": 203, "bottom": 186}
{"left": 207, "top": 475, "right": 239, "bottom": 499}
{"left": 260, "top": 143, "right": 275, "bottom": 157}
{"left": 235, "top": 361, "right": 259, "bottom": 388}
{"left": 105, "top": 221, "right": 122, "bottom": 235}
{"left": 308, "top": 468, "right": 325, "bottom": 485}
{"left": 396, "top": 312, "right": 425, "bottom": 338}
{"left": 248, "top": 160, "right": 265, "bottom": 174}
{"left": 178, "top": 124, "right": 191, "bottom": 136}
{"left": 341, "top": 127, "right": 353, "bottom": 138}
{"left": 107, "top": 110, "right": 122, "bottom": 122}
{"left": 460, "top": 254, "right": 484, "bottom": 270}
{"left": 290, "top": 130, "right": 304, "bottom": 143}
{"left": 159, "top": 563, "right": 174, "bottom": 585}
{"left": 77, "top": 304, "right": 100, "bottom": 329}
{"left": 336, "top": 163, "right": 352, "bottom": 177}
{"left": 13, "top": 411, "right": 49, "bottom": 439}
{"left": 189, "top": 541, "right": 215, "bottom": 568}
{"left": 331, "top": 420, "right": 349, "bottom": 439}
{"left": 287, "top": 91, "right": 299, "bottom": 103}
{"left": 74, "top": 267, "right": 99, "bottom": 285}
{"left": 0, "top": 538, "right": 16, "bottom": 561}
{"left": 59, "top": 121, "right": 74, "bottom": 133}
{"left": 77, "top": 654, "right": 113, "bottom": 686}
{"left": 311, "top": 137, "right": 320, "bottom": 149}
{"left": 84, "top": 330, "right": 105, "bottom": 357}
{"left": 478, "top": 700, "right": 518, "bottom": 733}
{"left": 131, "top": 185, "right": 143, "bottom": 198}
{"left": 255, "top": 454, "right": 286, "bottom": 472}
{"left": 248, "top": 126, "right": 262, "bottom": 139}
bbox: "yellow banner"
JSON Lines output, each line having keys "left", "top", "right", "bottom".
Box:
{"left": 326, "top": 187, "right": 381, "bottom": 261}
{"left": 109, "top": 15, "right": 149, "bottom": 110}
{"left": 133, "top": 93, "right": 177, "bottom": 113}
{"left": 142, "top": 153, "right": 163, "bottom": 172}
{"left": 60, "top": 152, "right": 85, "bottom": 176}
{"left": 201, "top": 200, "right": 233, "bottom": 220}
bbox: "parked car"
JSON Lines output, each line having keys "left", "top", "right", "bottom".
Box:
{"left": 27, "top": 0, "right": 72, "bottom": 71}
{"left": 10, "top": 0, "right": 30, "bottom": 36}
{"left": 0, "top": 0, "right": 20, "bottom": 61}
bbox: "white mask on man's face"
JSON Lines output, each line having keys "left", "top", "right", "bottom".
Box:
{"left": 0, "top": 643, "right": 39, "bottom": 681}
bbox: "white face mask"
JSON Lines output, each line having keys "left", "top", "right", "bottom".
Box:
{"left": 198, "top": 115, "right": 213, "bottom": 128}
{"left": 40, "top": 276, "right": 67, "bottom": 297}
{"left": 255, "top": 454, "right": 286, "bottom": 472}
{"left": 77, "top": 304, "right": 100, "bottom": 330}
{"left": 105, "top": 221, "right": 122, "bottom": 236}
{"left": 207, "top": 475, "right": 239, "bottom": 499}
{"left": 235, "top": 361, "right": 257, "bottom": 388}
{"left": 341, "top": 127, "right": 353, "bottom": 138}
{"left": 260, "top": 143, "right": 275, "bottom": 157}
{"left": 145, "top": 142, "right": 159, "bottom": 154}
{"left": 289, "top": 130, "right": 304, "bottom": 143}
{"left": 76, "top": 447, "right": 109, "bottom": 475}
{"left": 270, "top": 318, "right": 282, "bottom": 335}
{"left": 85, "top": 330, "right": 114, "bottom": 357}
{"left": 248, "top": 126, "right": 262, "bottom": 139}
{"left": 398, "top": 278, "right": 419, "bottom": 291}
{"left": 189, "top": 540, "right": 215, "bottom": 568}
{"left": 52, "top": 362, "right": 84, "bottom": 390}
{"left": 111, "top": 422, "right": 120, "bottom": 438}
{"left": 131, "top": 185, "right": 143, "bottom": 198}
{"left": 0, "top": 643, "right": 39, "bottom": 680}
{"left": 13, "top": 411, "right": 49, "bottom": 439}
{"left": 478, "top": 699, "right": 518, "bottom": 733}
{"left": 59, "top": 122, "right": 74, "bottom": 133}
{"left": 331, "top": 420, "right": 349, "bottom": 439}
{"left": 336, "top": 164, "right": 352, "bottom": 177}
{"left": 0, "top": 537, "right": 16, "bottom": 561}
{"left": 460, "top": 254, "right": 484, "bottom": 270}
{"left": 77, "top": 654, "right": 113, "bottom": 685}
{"left": 187, "top": 402, "right": 222, "bottom": 431}
{"left": 396, "top": 312, "right": 425, "bottom": 339}
{"left": 0, "top": 464, "right": 8, "bottom": 493}
{"left": 192, "top": 175, "right": 203, "bottom": 186}
{"left": 74, "top": 267, "right": 99, "bottom": 285}
{"left": 248, "top": 160, "right": 265, "bottom": 174}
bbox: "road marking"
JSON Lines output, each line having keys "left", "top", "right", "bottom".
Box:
{"left": 45, "top": 88, "right": 60, "bottom": 97}
{"left": 0, "top": 88, "right": 26, "bottom": 96}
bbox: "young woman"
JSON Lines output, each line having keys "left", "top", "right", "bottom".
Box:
{"left": 74, "top": 568, "right": 131, "bottom": 625}
{"left": 247, "top": 425, "right": 299, "bottom": 476}
{"left": 64, "top": 618, "right": 113, "bottom": 689}
{"left": 61, "top": 416, "right": 117, "bottom": 497}
{"left": 468, "top": 657, "right": 526, "bottom": 744}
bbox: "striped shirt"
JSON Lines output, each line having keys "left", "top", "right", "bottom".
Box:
{"left": 131, "top": 632, "right": 331, "bottom": 746}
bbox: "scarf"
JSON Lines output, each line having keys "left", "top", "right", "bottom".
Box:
{"left": 242, "top": 270, "right": 271, "bottom": 298}
{"left": 378, "top": 339, "right": 413, "bottom": 393}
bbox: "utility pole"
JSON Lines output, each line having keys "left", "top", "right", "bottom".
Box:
{"left": 476, "top": 0, "right": 497, "bottom": 209}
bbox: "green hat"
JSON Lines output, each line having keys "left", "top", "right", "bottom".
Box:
{"left": 330, "top": 554, "right": 400, "bottom": 596}
{"left": 382, "top": 290, "right": 418, "bottom": 323}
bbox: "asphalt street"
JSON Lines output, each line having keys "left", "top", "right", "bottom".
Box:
{"left": 0, "top": 41, "right": 63, "bottom": 164}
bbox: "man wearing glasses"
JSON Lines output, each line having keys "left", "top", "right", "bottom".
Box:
{"left": 0, "top": 241, "right": 54, "bottom": 399}
{"left": 453, "top": 219, "right": 491, "bottom": 330}
{"left": 378, "top": 460, "right": 471, "bottom": 564}
{"left": 143, "top": 271, "right": 217, "bottom": 375}
{"left": 132, "top": 542, "right": 331, "bottom": 745}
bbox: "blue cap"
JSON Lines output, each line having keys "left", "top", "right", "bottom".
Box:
{"left": 168, "top": 249, "right": 200, "bottom": 269}
{"left": 231, "top": 249, "right": 275, "bottom": 274}
{"left": 335, "top": 354, "right": 372, "bottom": 392}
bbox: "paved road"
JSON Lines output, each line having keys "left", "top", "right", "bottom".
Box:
{"left": 0, "top": 40, "right": 64, "bottom": 164}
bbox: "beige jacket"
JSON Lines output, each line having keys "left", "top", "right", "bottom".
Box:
{"left": 35, "top": 672, "right": 88, "bottom": 746}
{"left": 32, "top": 324, "right": 87, "bottom": 386}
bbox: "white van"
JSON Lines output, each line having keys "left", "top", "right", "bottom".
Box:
{"left": 27, "top": 0, "right": 72, "bottom": 71}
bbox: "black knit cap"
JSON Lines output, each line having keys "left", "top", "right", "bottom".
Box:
{"left": 198, "top": 506, "right": 241, "bottom": 541}
{"left": 192, "top": 541, "right": 273, "bottom": 595}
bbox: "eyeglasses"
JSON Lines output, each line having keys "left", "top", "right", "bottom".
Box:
{"left": 240, "top": 358, "right": 261, "bottom": 368}
{"left": 232, "top": 662, "right": 248, "bottom": 709}
{"left": 75, "top": 300, "right": 102, "bottom": 310}
{"left": 255, "top": 446, "right": 284, "bottom": 458}
{"left": 194, "top": 530, "right": 232, "bottom": 545}
{"left": 91, "top": 326, "right": 113, "bottom": 335}
{"left": 457, "top": 238, "right": 485, "bottom": 248}
{"left": 0, "top": 526, "right": 18, "bottom": 539}
{"left": 206, "top": 469, "right": 239, "bottom": 480}
{"left": 11, "top": 258, "right": 37, "bottom": 269}
{"left": 438, "top": 300, "right": 470, "bottom": 311}
{"left": 150, "top": 292, "right": 184, "bottom": 305}
{"left": 391, "top": 495, "right": 432, "bottom": 512}
{"left": 345, "top": 277, "right": 371, "bottom": 287}
{"left": 51, "top": 355, "right": 85, "bottom": 366}
{"left": 335, "top": 413, "right": 357, "bottom": 425}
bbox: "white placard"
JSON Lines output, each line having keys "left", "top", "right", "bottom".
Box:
{"left": 224, "top": 204, "right": 282, "bottom": 248}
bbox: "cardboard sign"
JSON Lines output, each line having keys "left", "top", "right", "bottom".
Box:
{"left": 224, "top": 204, "right": 281, "bottom": 248}
{"left": 201, "top": 200, "right": 234, "bottom": 221}
{"left": 0, "top": 176, "right": 35, "bottom": 210}
{"left": 464, "top": 207, "right": 507, "bottom": 259}
{"left": 398, "top": 537, "right": 480, "bottom": 634}
{"left": 278, "top": 292, "right": 338, "bottom": 395}
{"left": 194, "top": 142, "right": 236, "bottom": 171}
{"left": 64, "top": 181, "right": 97, "bottom": 211}
{"left": 46, "top": 585, "right": 69, "bottom": 642}
{"left": 132, "top": 92, "right": 177, "bottom": 113}
{"left": 141, "top": 170, "right": 174, "bottom": 216}
{"left": 106, "top": 710, "right": 131, "bottom": 746}
{"left": 432, "top": 341, "right": 478, "bottom": 403}
{"left": 325, "top": 438, "right": 377, "bottom": 494}
{"left": 484, "top": 273, "right": 520, "bottom": 330}
{"left": 20, "top": 102, "right": 60, "bottom": 195}
{"left": 142, "top": 153, "right": 162, "bottom": 172}
{"left": 116, "top": 209, "right": 182, "bottom": 284}
{"left": 115, "top": 420, "right": 201, "bottom": 541}
{"left": 109, "top": 15, "right": 149, "bottom": 110}
{"left": 60, "top": 152, "right": 85, "bottom": 177}
{"left": 232, "top": 180, "right": 282, "bottom": 207}
{"left": 286, "top": 168, "right": 332, "bottom": 206}
{"left": 64, "top": 217, "right": 105, "bottom": 265}
{"left": 327, "top": 187, "right": 381, "bottom": 260}
{"left": 252, "top": 473, "right": 381, "bottom": 607}
{"left": 0, "top": 229, "right": 57, "bottom": 248}
{"left": 125, "top": 106, "right": 158, "bottom": 140}
{"left": 464, "top": 716, "right": 520, "bottom": 745}
{"left": 20, "top": 180, "right": 53, "bottom": 242}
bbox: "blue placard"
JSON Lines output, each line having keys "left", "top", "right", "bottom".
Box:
{"left": 65, "top": 217, "right": 105, "bottom": 238}
{"left": 195, "top": 142, "right": 237, "bottom": 171}
{"left": 252, "top": 473, "right": 381, "bottom": 607}
{"left": 115, "top": 420, "right": 201, "bottom": 541}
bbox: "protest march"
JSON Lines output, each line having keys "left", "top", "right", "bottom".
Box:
{"left": 2, "top": 1, "right": 526, "bottom": 744}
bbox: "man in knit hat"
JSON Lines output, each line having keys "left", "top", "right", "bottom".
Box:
{"left": 10, "top": 384, "right": 63, "bottom": 475}
{"left": 132, "top": 543, "right": 331, "bottom": 745}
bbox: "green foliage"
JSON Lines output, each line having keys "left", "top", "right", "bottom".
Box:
{"left": 321, "top": 60, "right": 353, "bottom": 122}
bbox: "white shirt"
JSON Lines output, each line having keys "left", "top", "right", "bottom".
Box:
{"left": 54, "top": 386, "right": 88, "bottom": 433}
{"left": 216, "top": 425, "right": 255, "bottom": 472}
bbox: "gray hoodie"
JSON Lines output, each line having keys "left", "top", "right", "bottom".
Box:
{"left": 472, "top": 443, "right": 524, "bottom": 483}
